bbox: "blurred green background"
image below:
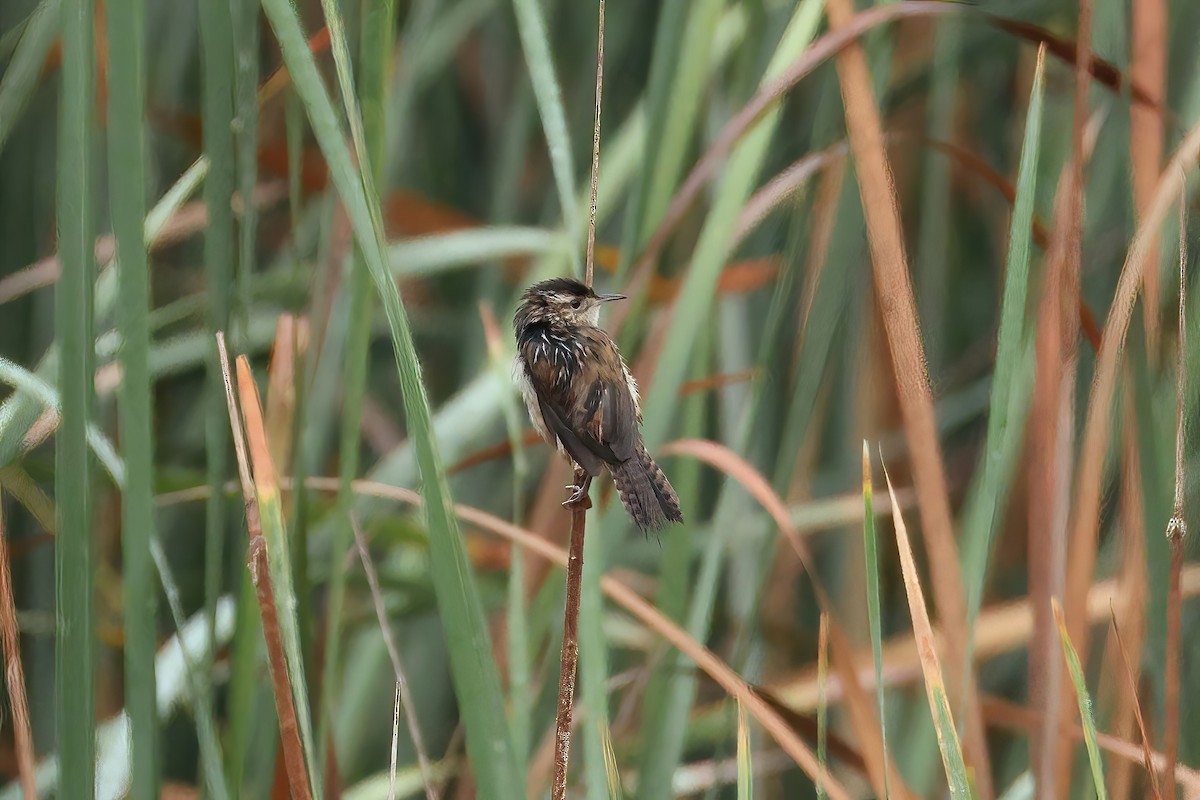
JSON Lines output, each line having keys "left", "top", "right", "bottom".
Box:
{"left": 1, "top": 0, "right": 1199, "bottom": 797}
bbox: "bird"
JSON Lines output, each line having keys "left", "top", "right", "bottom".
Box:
{"left": 512, "top": 277, "right": 683, "bottom": 530}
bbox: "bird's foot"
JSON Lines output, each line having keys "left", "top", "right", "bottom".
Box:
{"left": 562, "top": 473, "right": 593, "bottom": 510}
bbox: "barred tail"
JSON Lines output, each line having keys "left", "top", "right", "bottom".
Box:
{"left": 611, "top": 446, "right": 683, "bottom": 531}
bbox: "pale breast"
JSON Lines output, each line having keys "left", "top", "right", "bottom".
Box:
{"left": 512, "top": 354, "right": 560, "bottom": 453}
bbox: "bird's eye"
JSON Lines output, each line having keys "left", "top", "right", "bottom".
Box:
{"left": 570, "top": 299, "right": 582, "bottom": 309}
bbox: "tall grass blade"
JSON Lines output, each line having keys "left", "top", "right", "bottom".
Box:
{"left": 55, "top": 0, "right": 97, "bottom": 793}
{"left": 198, "top": 0, "right": 237, "bottom": 733}
{"left": 105, "top": 0, "right": 158, "bottom": 790}
{"left": 1052, "top": 600, "right": 1108, "bottom": 799}
{"left": 621, "top": 0, "right": 721, "bottom": 263}
{"left": 639, "top": 0, "right": 823, "bottom": 446}
{"left": 257, "top": 0, "right": 521, "bottom": 792}
{"left": 510, "top": 0, "right": 579, "bottom": 269}
{"left": 231, "top": 0, "right": 259, "bottom": 341}
{"left": 861, "top": 442, "right": 889, "bottom": 798}
{"left": 319, "top": 0, "right": 398, "bottom": 767}
{"left": 961, "top": 45, "right": 1046, "bottom": 632}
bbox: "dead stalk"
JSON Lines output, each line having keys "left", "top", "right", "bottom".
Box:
{"left": 216, "top": 332, "right": 314, "bottom": 800}
{"left": 1109, "top": 610, "right": 1162, "bottom": 799}
{"left": 0, "top": 502, "right": 37, "bottom": 800}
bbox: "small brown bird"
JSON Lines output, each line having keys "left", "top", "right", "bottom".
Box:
{"left": 512, "top": 277, "right": 683, "bottom": 530}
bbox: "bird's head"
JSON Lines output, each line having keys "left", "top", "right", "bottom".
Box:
{"left": 514, "top": 277, "right": 626, "bottom": 330}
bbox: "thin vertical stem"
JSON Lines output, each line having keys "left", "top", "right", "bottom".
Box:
{"left": 552, "top": 472, "right": 590, "bottom": 800}
{"left": 552, "top": 4, "right": 604, "bottom": 796}
{"left": 583, "top": 0, "right": 604, "bottom": 289}
{"left": 1163, "top": 192, "right": 1188, "bottom": 800}
{"left": 352, "top": 517, "right": 437, "bottom": 799}
{"left": 55, "top": 0, "right": 96, "bottom": 791}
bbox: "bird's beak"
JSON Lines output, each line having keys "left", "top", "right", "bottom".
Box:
{"left": 597, "top": 292, "right": 626, "bottom": 303}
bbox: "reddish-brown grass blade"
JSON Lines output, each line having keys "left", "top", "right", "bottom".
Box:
{"left": 824, "top": 0, "right": 989, "bottom": 793}
{"left": 1130, "top": 0, "right": 1167, "bottom": 354}
{"left": 216, "top": 334, "right": 313, "bottom": 800}
{"left": 0, "top": 501, "right": 36, "bottom": 799}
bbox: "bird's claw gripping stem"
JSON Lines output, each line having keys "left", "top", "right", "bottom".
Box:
{"left": 563, "top": 471, "right": 593, "bottom": 510}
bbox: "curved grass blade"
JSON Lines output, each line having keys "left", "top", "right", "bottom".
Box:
{"left": 880, "top": 457, "right": 971, "bottom": 800}
{"left": 389, "top": 227, "right": 566, "bottom": 276}
{"left": 256, "top": 0, "right": 521, "bottom": 792}
{"left": 0, "top": 0, "right": 61, "bottom": 155}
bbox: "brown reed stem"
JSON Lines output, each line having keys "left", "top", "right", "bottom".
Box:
{"left": 552, "top": 2, "right": 604, "bottom": 796}
{"left": 552, "top": 471, "right": 591, "bottom": 800}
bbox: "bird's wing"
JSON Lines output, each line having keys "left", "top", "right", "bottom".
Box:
{"left": 535, "top": 391, "right": 606, "bottom": 476}
{"left": 523, "top": 331, "right": 640, "bottom": 475}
